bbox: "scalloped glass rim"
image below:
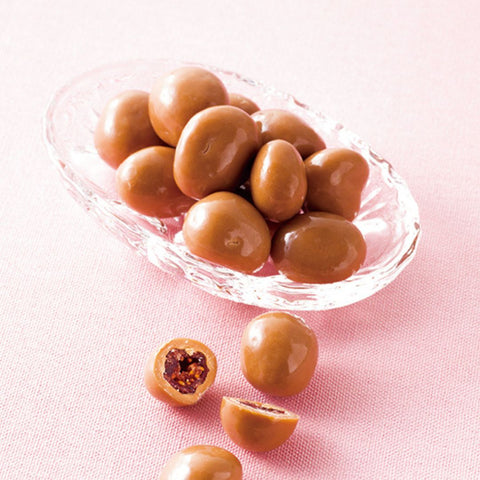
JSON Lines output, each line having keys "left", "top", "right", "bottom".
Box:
{"left": 43, "top": 59, "right": 420, "bottom": 311}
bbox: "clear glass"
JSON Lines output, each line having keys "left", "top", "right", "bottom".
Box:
{"left": 43, "top": 59, "right": 420, "bottom": 311}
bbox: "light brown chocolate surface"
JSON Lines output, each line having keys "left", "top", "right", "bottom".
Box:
{"left": 116, "top": 146, "right": 195, "bottom": 218}
{"left": 229, "top": 92, "right": 260, "bottom": 114}
{"left": 159, "top": 445, "right": 242, "bottom": 480}
{"left": 271, "top": 212, "right": 366, "bottom": 283}
{"left": 250, "top": 139, "right": 307, "bottom": 222}
{"left": 240, "top": 311, "right": 318, "bottom": 396}
{"left": 252, "top": 108, "right": 326, "bottom": 158}
{"left": 182, "top": 192, "right": 271, "bottom": 274}
{"left": 304, "top": 147, "right": 369, "bottom": 221}
{"left": 149, "top": 66, "right": 229, "bottom": 146}
{"left": 220, "top": 397, "right": 298, "bottom": 452}
{"left": 174, "top": 106, "right": 260, "bottom": 199}
{"left": 94, "top": 90, "right": 164, "bottom": 168}
{"left": 144, "top": 338, "right": 217, "bottom": 407}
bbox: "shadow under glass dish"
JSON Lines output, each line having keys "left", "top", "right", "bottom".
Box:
{"left": 44, "top": 59, "right": 420, "bottom": 311}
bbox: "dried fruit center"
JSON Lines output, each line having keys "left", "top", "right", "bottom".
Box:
{"left": 239, "top": 400, "right": 285, "bottom": 415}
{"left": 163, "top": 349, "right": 209, "bottom": 394}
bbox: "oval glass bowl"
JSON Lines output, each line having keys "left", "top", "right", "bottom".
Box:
{"left": 44, "top": 59, "right": 420, "bottom": 311}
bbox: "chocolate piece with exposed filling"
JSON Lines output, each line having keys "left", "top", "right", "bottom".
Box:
{"left": 163, "top": 349, "right": 209, "bottom": 394}
{"left": 239, "top": 400, "right": 285, "bottom": 415}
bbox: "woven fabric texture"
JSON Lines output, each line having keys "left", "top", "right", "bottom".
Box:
{"left": 1, "top": 0, "right": 479, "bottom": 478}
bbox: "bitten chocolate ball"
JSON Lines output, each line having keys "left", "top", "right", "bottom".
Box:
{"left": 144, "top": 338, "right": 217, "bottom": 407}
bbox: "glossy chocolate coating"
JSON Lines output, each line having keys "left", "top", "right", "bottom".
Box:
{"left": 94, "top": 90, "right": 164, "bottom": 169}
{"left": 240, "top": 312, "right": 318, "bottom": 396}
{"left": 220, "top": 397, "right": 298, "bottom": 452}
{"left": 159, "top": 445, "right": 242, "bottom": 480}
{"left": 116, "top": 146, "right": 195, "bottom": 218}
{"left": 271, "top": 212, "right": 367, "bottom": 283}
{"left": 174, "top": 106, "right": 260, "bottom": 199}
{"left": 250, "top": 140, "right": 307, "bottom": 222}
{"left": 149, "top": 67, "right": 229, "bottom": 146}
{"left": 182, "top": 192, "right": 271, "bottom": 274}
{"left": 304, "top": 147, "right": 369, "bottom": 221}
{"left": 144, "top": 338, "right": 217, "bottom": 407}
{"left": 229, "top": 93, "right": 260, "bottom": 114}
{"left": 251, "top": 109, "right": 326, "bottom": 158}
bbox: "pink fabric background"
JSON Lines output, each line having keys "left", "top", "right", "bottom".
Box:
{"left": 1, "top": 1, "right": 479, "bottom": 478}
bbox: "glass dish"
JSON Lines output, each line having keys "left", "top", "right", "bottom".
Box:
{"left": 43, "top": 59, "right": 420, "bottom": 311}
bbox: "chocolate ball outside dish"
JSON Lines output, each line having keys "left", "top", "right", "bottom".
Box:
{"left": 144, "top": 338, "right": 217, "bottom": 407}
{"left": 220, "top": 397, "right": 299, "bottom": 452}
{"left": 159, "top": 445, "right": 242, "bottom": 480}
{"left": 240, "top": 311, "right": 318, "bottom": 396}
